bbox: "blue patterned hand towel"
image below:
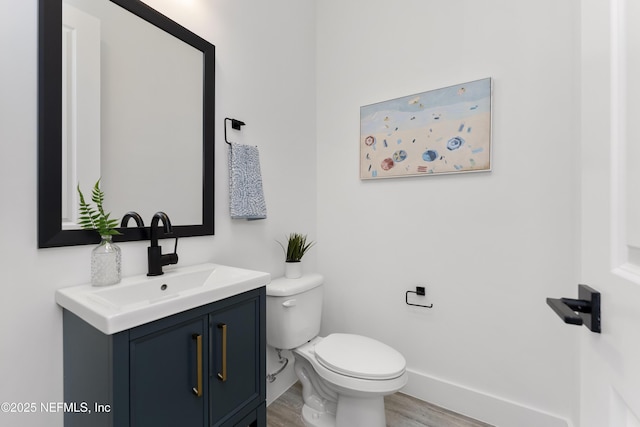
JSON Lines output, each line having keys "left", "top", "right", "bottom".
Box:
{"left": 228, "top": 143, "right": 267, "bottom": 220}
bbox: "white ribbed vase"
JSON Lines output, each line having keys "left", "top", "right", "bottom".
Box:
{"left": 284, "top": 261, "right": 302, "bottom": 279}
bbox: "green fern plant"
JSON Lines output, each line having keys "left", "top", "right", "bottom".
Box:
{"left": 77, "top": 179, "right": 121, "bottom": 236}
{"left": 278, "top": 233, "right": 315, "bottom": 262}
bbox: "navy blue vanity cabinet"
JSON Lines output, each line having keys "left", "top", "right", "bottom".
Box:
{"left": 209, "top": 294, "right": 264, "bottom": 427}
{"left": 129, "top": 316, "right": 208, "bottom": 426}
{"left": 62, "top": 287, "right": 266, "bottom": 427}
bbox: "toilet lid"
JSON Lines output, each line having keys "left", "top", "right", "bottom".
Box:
{"left": 314, "top": 334, "right": 406, "bottom": 380}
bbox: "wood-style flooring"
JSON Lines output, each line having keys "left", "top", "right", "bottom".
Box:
{"left": 267, "top": 382, "right": 494, "bottom": 427}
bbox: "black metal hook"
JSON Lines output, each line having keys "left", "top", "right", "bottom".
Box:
{"left": 224, "top": 117, "right": 246, "bottom": 145}
{"left": 406, "top": 286, "right": 433, "bottom": 308}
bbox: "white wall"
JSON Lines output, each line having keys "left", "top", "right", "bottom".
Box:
{"left": 1, "top": 0, "right": 585, "bottom": 426}
{"left": 0, "top": 0, "right": 315, "bottom": 426}
{"left": 316, "top": 1, "right": 581, "bottom": 426}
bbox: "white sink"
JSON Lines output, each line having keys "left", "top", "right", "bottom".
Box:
{"left": 55, "top": 263, "right": 270, "bottom": 334}
{"left": 90, "top": 268, "right": 212, "bottom": 308}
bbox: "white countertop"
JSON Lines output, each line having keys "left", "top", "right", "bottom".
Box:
{"left": 56, "top": 263, "right": 271, "bottom": 334}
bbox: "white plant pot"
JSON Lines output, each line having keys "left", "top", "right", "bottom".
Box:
{"left": 285, "top": 262, "right": 302, "bottom": 279}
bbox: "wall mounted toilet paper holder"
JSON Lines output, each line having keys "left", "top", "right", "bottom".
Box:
{"left": 406, "top": 286, "right": 433, "bottom": 309}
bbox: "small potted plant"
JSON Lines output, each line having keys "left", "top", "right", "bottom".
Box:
{"left": 278, "top": 233, "right": 315, "bottom": 279}
{"left": 77, "top": 179, "right": 122, "bottom": 286}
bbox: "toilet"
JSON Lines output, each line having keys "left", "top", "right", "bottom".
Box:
{"left": 266, "top": 274, "right": 408, "bottom": 427}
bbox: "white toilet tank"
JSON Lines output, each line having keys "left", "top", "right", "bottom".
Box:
{"left": 266, "top": 274, "right": 324, "bottom": 350}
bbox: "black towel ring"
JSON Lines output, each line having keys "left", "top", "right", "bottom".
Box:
{"left": 224, "top": 118, "right": 246, "bottom": 145}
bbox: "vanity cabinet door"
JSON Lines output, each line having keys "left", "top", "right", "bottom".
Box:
{"left": 209, "top": 294, "right": 264, "bottom": 427}
{"left": 130, "top": 317, "right": 208, "bottom": 427}
{"left": 62, "top": 287, "right": 265, "bottom": 427}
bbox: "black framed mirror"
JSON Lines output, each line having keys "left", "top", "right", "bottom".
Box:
{"left": 38, "top": 0, "right": 215, "bottom": 248}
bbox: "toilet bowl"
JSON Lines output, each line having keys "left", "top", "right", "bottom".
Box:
{"left": 266, "top": 275, "right": 408, "bottom": 427}
{"left": 294, "top": 335, "right": 408, "bottom": 427}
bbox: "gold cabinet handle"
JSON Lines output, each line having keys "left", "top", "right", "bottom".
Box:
{"left": 192, "top": 334, "right": 203, "bottom": 397}
{"left": 217, "top": 323, "right": 227, "bottom": 382}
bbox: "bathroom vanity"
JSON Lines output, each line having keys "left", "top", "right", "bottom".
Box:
{"left": 56, "top": 264, "right": 269, "bottom": 427}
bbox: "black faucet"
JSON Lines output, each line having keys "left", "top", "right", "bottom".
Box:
{"left": 120, "top": 211, "right": 145, "bottom": 227}
{"left": 147, "top": 212, "right": 179, "bottom": 276}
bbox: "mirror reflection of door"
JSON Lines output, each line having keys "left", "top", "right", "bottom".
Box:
{"left": 62, "top": 4, "right": 101, "bottom": 229}
{"left": 62, "top": 0, "right": 203, "bottom": 229}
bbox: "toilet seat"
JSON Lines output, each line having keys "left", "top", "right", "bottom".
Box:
{"left": 314, "top": 334, "right": 406, "bottom": 380}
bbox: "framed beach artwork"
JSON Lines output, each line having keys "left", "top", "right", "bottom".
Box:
{"left": 360, "top": 78, "right": 492, "bottom": 179}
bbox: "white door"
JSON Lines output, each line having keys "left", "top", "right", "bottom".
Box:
{"left": 580, "top": 0, "right": 640, "bottom": 426}
{"left": 61, "top": 3, "right": 101, "bottom": 228}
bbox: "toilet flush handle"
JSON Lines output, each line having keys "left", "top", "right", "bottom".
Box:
{"left": 282, "top": 299, "right": 297, "bottom": 308}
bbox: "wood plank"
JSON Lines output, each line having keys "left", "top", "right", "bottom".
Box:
{"left": 267, "top": 382, "right": 494, "bottom": 427}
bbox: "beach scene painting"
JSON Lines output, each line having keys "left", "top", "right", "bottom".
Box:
{"left": 360, "top": 78, "right": 492, "bottom": 179}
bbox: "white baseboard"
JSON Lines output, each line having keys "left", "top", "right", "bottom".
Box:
{"left": 401, "top": 369, "right": 573, "bottom": 427}
{"left": 266, "top": 347, "right": 298, "bottom": 406}
{"left": 266, "top": 374, "right": 297, "bottom": 406}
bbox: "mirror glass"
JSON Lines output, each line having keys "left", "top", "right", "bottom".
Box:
{"left": 38, "top": 0, "right": 215, "bottom": 248}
